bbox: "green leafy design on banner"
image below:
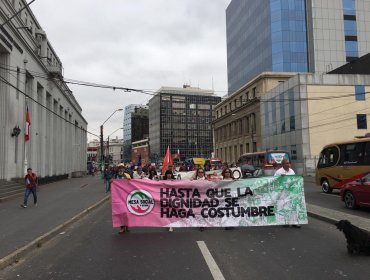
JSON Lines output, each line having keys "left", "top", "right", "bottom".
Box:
{"left": 225, "top": 176, "right": 307, "bottom": 225}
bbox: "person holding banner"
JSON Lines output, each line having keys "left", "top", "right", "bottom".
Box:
{"left": 195, "top": 168, "right": 206, "bottom": 180}
{"left": 222, "top": 168, "right": 235, "bottom": 230}
{"left": 148, "top": 166, "right": 158, "bottom": 180}
{"left": 222, "top": 168, "right": 234, "bottom": 181}
{"left": 195, "top": 167, "right": 207, "bottom": 232}
{"left": 274, "top": 159, "right": 295, "bottom": 176}
{"left": 274, "top": 159, "right": 300, "bottom": 228}
{"left": 133, "top": 166, "right": 146, "bottom": 179}
{"left": 113, "top": 164, "right": 132, "bottom": 234}
{"left": 114, "top": 164, "right": 131, "bottom": 179}
{"left": 163, "top": 169, "right": 175, "bottom": 180}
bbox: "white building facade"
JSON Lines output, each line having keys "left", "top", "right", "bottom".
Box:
{"left": 0, "top": 0, "right": 87, "bottom": 180}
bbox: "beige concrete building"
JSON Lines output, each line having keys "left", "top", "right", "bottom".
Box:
{"left": 213, "top": 72, "right": 296, "bottom": 164}
{"left": 261, "top": 73, "right": 370, "bottom": 175}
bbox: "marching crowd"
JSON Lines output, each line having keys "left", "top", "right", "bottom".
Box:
{"left": 102, "top": 161, "right": 239, "bottom": 193}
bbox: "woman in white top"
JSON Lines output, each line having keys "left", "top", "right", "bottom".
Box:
{"left": 195, "top": 168, "right": 206, "bottom": 180}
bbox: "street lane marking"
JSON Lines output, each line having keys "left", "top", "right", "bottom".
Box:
{"left": 197, "top": 241, "right": 225, "bottom": 280}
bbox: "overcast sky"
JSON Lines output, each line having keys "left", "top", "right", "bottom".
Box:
{"left": 30, "top": 0, "right": 231, "bottom": 141}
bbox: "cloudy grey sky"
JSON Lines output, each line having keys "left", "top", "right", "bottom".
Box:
{"left": 30, "top": 0, "right": 231, "bottom": 141}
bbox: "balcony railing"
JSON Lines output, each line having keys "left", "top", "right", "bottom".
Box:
{"left": 46, "top": 64, "right": 63, "bottom": 77}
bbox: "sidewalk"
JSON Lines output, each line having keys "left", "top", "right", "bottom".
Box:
{"left": 0, "top": 175, "right": 108, "bottom": 265}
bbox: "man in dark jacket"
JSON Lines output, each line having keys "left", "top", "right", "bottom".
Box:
{"left": 21, "top": 168, "right": 38, "bottom": 208}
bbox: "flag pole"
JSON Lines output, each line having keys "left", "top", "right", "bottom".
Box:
{"left": 23, "top": 103, "right": 28, "bottom": 175}
{"left": 24, "top": 101, "right": 30, "bottom": 175}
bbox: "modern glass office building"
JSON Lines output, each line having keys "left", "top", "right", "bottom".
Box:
{"left": 123, "top": 104, "right": 148, "bottom": 162}
{"left": 226, "top": 0, "right": 370, "bottom": 94}
{"left": 148, "top": 86, "right": 221, "bottom": 162}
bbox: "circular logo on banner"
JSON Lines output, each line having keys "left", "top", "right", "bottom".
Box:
{"left": 126, "top": 190, "right": 155, "bottom": 216}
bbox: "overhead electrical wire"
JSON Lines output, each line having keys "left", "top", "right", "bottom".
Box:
{"left": 0, "top": 63, "right": 368, "bottom": 102}
{"left": 1, "top": 63, "right": 369, "bottom": 136}
{"left": 0, "top": 76, "right": 100, "bottom": 138}
{"left": 0, "top": 0, "right": 37, "bottom": 28}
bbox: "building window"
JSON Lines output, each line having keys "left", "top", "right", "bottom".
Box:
{"left": 280, "top": 95, "right": 285, "bottom": 133}
{"left": 344, "top": 20, "right": 357, "bottom": 36}
{"left": 240, "top": 144, "right": 243, "bottom": 155}
{"left": 271, "top": 98, "right": 277, "bottom": 135}
{"left": 289, "top": 91, "right": 295, "bottom": 131}
{"left": 357, "top": 114, "right": 367, "bottom": 129}
{"left": 250, "top": 113, "right": 256, "bottom": 133}
{"left": 252, "top": 87, "right": 257, "bottom": 98}
{"left": 291, "top": 145, "right": 297, "bottom": 160}
{"left": 355, "top": 85, "right": 365, "bottom": 101}
{"left": 345, "top": 40, "right": 358, "bottom": 58}
{"left": 343, "top": 0, "right": 356, "bottom": 16}
{"left": 264, "top": 102, "right": 269, "bottom": 137}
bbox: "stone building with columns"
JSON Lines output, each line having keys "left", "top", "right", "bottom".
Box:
{"left": 213, "top": 72, "right": 296, "bottom": 164}
{"left": 0, "top": 0, "right": 87, "bottom": 181}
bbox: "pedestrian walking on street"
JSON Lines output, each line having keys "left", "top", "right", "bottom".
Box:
{"left": 21, "top": 168, "right": 38, "bottom": 208}
{"left": 104, "top": 166, "right": 113, "bottom": 193}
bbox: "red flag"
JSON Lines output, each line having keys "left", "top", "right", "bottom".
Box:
{"left": 25, "top": 106, "right": 31, "bottom": 142}
{"left": 161, "top": 146, "right": 173, "bottom": 175}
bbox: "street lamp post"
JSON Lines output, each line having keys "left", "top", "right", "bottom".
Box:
{"left": 100, "top": 109, "right": 123, "bottom": 173}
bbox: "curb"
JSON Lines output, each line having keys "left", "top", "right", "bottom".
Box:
{"left": 0, "top": 194, "right": 110, "bottom": 270}
{"left": 305, "top": 203, "right": 370, "bottom": 234}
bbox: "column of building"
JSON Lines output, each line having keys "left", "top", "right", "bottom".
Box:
{"left": 0, "top": 53, "right": 10, "bottom": 179}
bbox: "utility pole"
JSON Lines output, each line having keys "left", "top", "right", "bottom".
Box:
{"left": 107, "top": 136, "right": 110, "bottom": 163}
{"left": 100, "top": 125, "right": 104, "bottom": 172}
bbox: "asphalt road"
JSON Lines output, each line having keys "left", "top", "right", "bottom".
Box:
{"left": 1, "top": 202, "right": 370, "bottom": 280}
{"left": 304, "top": 180, "right": 370, "bottom": 219}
